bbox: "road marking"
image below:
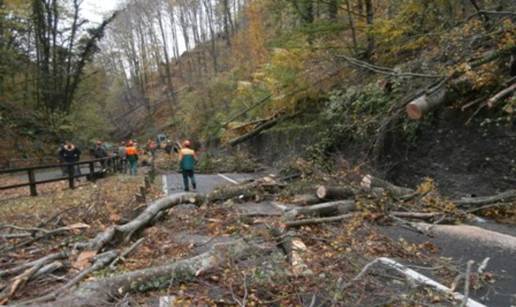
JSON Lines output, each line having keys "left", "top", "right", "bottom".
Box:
{"left": 217, "top": 173, "right": 239, "bottom": 185}
{"left": 162, "top": 175, "right": 168, "bottom": 195}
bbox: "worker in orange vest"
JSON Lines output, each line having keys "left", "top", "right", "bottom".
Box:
{"left": 126, "top": 140, "right": 139, "bottom": 176}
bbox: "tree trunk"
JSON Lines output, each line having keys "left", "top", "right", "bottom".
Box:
{"left": 285, "top": 213, "right": 355, "bottom": 228}
{"left": 360, "top": 175, "right": 414, "bottom": 198}
{"left": 86, "top": 193, "right": 201, "bottom": 252}
{"left": 364, "top": 0, "right": 374, "bottom": 60}
{"left": 316, "top": 186, "right": 356, "bottom": 200}
{"left": 285, "top": 200, "right": 356, "bottom": 219}
{"left": 344, "top": 0, "right": 358, "bottom": 52}
{"left": 406, "top": 87, "right": 448, "bottom": 120}
{"left": 328, "top": 0, "right": 338, "bottom": 20}
{"left": 291, "top": 194, "right": 321, "bottom": 206}
{"left": 30, "top": 240, "right": 269, "bottom": 307}
{"left": 453, "top": 190, "right": 516, "bottom": 208}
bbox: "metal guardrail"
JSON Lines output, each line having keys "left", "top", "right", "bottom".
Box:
{"left": 0, "top": 157, "right": 121, "bottom": 196}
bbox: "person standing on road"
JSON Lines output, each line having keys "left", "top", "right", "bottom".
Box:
{"left": 179, "top": 140, "right": 197, "bottom": 191}
{"left": 126, "top": 140, "right": 139, "bottom": 176}
{"left": 59, "top": 141, "right": 81, "bottom": 180}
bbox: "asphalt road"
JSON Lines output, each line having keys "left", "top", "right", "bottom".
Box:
{"left": 381, "top": 224, "right": 516, "bottom": 307}
{"left": 162, "top": 172, "right": 515, "bottom": 306}
{"left": 162, "top": 172, "right": 258, "bottom": 195}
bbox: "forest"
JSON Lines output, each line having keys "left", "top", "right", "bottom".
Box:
{"left": 0, "top": 0, "right": 516, "bottom": 306}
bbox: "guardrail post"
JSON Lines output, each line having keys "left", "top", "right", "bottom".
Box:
{"left": 88, "top": 162, "right": 95, "bottom": 182}
{"left": 67, "top": 164, "right": 75, "bottom": 189}
{"left": 28, "top": 169, "right": 38, "bottom": 196}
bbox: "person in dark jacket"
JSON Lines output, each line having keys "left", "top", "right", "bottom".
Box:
{"left": 93, "top": 140, "right": 108, "bottom": 169}
{"left": 178, "top": 140, "right": 197, "bottom": 191}
{"left": 59, "top": 141, "right": 81, "bottom": 179}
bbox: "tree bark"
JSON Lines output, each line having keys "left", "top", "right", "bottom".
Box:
{"left": 364, "top": 0, "right": 374, "bottom": 60}
{"left": 316, "top": 185, "right": 356, "bottom": 200}
{"left": 453, "top": 190, "right": 516, "bottom": 208}
{"left": 85, "top": 193, "right": 201, "bottom": 252}
{"left": 291, "top": 194, "right": 321, "bottom": 206}
{"left": 285, "top": 213, "right": 355, "bottom": 228}
{"left": 360, "top": 175, "right": 414, "bottom": 198}
{"left": 406, "top": 87, "right": 448, "bottom": 120}
{"left": 285, "top": 200, "right": 356, "bottom": 219}
{"left": 29, "top": 240, "right": 269, "bottom": 307}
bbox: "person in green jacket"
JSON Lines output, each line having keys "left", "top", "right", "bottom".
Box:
{"left": 179, "top": 140, "right": 197, "bottom": 191}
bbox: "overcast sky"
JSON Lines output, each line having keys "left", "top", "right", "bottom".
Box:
{"left": 82, "top": 0, "right": 123, "bottom": 23}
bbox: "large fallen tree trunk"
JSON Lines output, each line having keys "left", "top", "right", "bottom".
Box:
{"left": 453, "top": 189, "right": 516, "bottom": 208}
{"left": 405, "top": 46, "right": 516, "bottom": 120}
{"left": 316, "top": 186, "right": 356, "bottom": 200}
{"left": 360, "top": 175, "right": 414, "bottom": 198}
{"left": 284, "top": 200, "right": 356, "bottom": 219}
{"left": 284, "top": 213, "right": 355, "bottom": 228}
{"left": 25, "top": 240, "right": 270, "bottom": 306}
{"left": 206, "top": 177, "right": 283, "bottom": 202}
{"left": 414, "top": 223, "right": 516, "bottom": 251}
{"left": 85, "top": 193, "right": 201, "bottom": 252}
{"left": 291, "top": 194, "right": 321, "bottom": 206}
{"left": 228, "top": 114, "right": 285, "bottom": 147}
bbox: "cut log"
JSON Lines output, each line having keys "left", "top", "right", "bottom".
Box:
{"left": 453, "top": 190, "right": 516, "bottom": 208}
{"left": 291, "top": 194, "right": 321, "bottom": 206}
{"left": 24, "top": 240, "right": 270, "bottom": 306}
{"left": 390, "top": 211, "right": 443, "bottom": 220}
{"left": 360, "top": 175, "right": 414, "bottom": 198}
{"left": 316, "top": 186, "right": 356, "bottom": 200}
{"left": 268, "top": 228, "right": 312, "bottom": 276}
{"left": 284, "top": 200, "right": 356, "bottom": 219}
{"left": 206, "top": 181, "right": 261, "bottom": 202}
{"left": 206, "top": 178, "right": 283, "bottom": 203}
{"left": 406, "top": 86, "right": 447, "bottom": 120}
{"left": 284, "top": 213, "right": 355, "bottom": 228}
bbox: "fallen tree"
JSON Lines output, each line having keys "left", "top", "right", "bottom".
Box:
{"left": 229, "top": 112, "right": 299, "bottom": 147}
{"left": 453, "top": 189, "right": 516, "bottom": 208}
{"left": 291, "top": 194, "right": 321, "bottom": 206}
{"left": 414, "top": 223, "right": 516, "bottom": 251}
{"left": 84, "top": 193, "right": 202, "bottom": 253}
{"left": 23, "top": 240, "right": 272, "bottom": 306}
{"left": 284, "top": 200, "right": 356, "bottom": 219}
{"left": 405, "top": 46, "right": 516, "bottom": 120}
{"left": 339, "top": 257, "right": 486, "bottom": 307}
{"left": 206, "top": 177, "right": 284, "bottom": 202}
{"left": 360, "top": 175, "right": 414, "bottom": 198}
{"left": 316, "top": 186, "right": 356, "bottom": 200}
{"left": 284, "top": 213, "right": 355, "bottom": 229}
